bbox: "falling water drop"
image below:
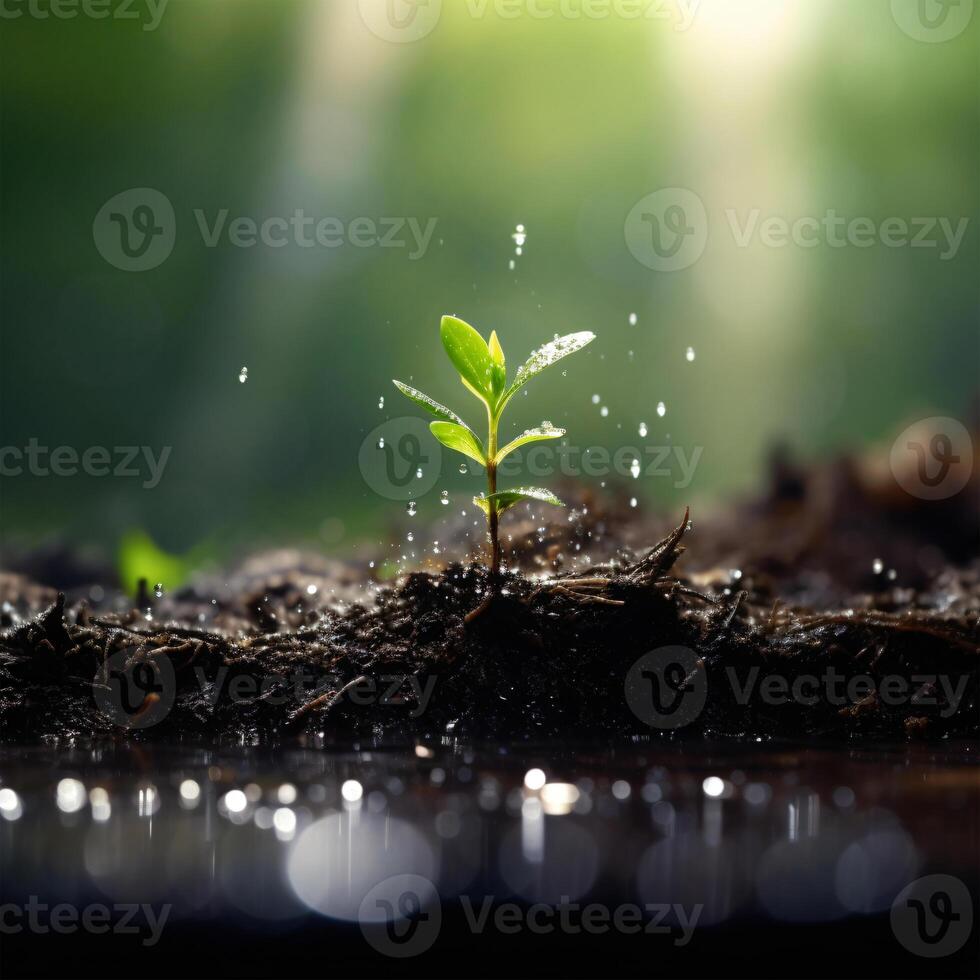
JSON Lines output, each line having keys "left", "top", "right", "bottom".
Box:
{"left": 407, "top": 501, "right": 417, "bottom": 517}
{"left": 459, "top": 462, "right": 468, "bottom": 475}
{"left": 638, "top": 422, "right": 648, "bottom": 438}
{"left": 407, "top": 531, "right": 414, "bottom": 542}
{"left": 153, "top": 583, "right": 164, "bottom": 599}
{"left": 628, "top": 313, "right": 638, "bottom": 326}
{"left": 629, "top": 458, "right": 641, "bottom": 480}
{"left": 591, "top": 394, "right": 601, "bottom": 405}
{"left": 600, "top": 406, "right": 609, "bottom": 418}
{"left": 377, "top": 436, "right": 385, "bottom": 449}
{"left": 238, "top": 366, "right": 248, "bottom": 384}
{"left": 656, "top": 401, "right": 666, "bottom": 418}
{"left": 378, "top": 395, "right": 385, "bottom": 409}
{"left": 686, "top": 347, "right": 696, "bottom": 363}
{"left": 440, "top": 490, "right": 449, "bottom": 506}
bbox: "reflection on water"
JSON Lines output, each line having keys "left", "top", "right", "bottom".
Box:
{"left": 0, "top": 742, "right": 977, "bottom": 948}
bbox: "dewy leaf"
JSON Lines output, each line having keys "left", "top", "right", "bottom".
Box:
{"left": 430, "top": 421, "right": 486, "bottom": 466}
{"left": 494, "top": 425, "right": 565, "bottom": 465}
{"left": 472, "top": 494, "right": 490, "bottom": 516}
{"left": 440, "top": 315, "right": 494, "bottom": 403}
{"left": 488, "top": 329, "right": 507, "bottom": 399}
{"left": 392, "top": 380, "right": 466, "bottom": 426}
{"left": 500, "top": 331, "right": 595, "bottom": 408}
{"left": 485, "top": 486, "right": 564, "bottom": 514}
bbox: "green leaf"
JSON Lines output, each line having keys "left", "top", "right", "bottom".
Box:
{"left": 440, "top": 315, "right": 494, "bottom": 403}
{"left": 430, "top": 421, "right": 486, "bottom": 466}
{"left": 500, "top": 331, "right": 595, "bottom": 409}
{"left": 485, "top": 486, "right": 564, "bottom": 514}
{"left": 488, "top": 330, "right": 507, "bottom": 399}
{"left": 494, "top": 425, "right": 565, "bottom": 465}
{"left": 473, "top": 494, "right": 490, "bottom": 516}
{"left": 392, "top": 380, "right": 466, "bottom": 426}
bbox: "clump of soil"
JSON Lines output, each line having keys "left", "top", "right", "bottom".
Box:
{"left": 0, "top": 444, "right": 977, "bottom": 743}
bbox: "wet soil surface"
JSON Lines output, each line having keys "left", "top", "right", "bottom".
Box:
{"left": 1, "top": 447, "right": 977, "bottom": 743}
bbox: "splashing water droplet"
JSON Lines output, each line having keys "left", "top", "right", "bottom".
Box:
{"left": 656, "top": 401, "right": 666, "bottom": 418}
{"left": 686, "top": 347, "right": 696, "bottom": 362}
{"left": 377, "top": 436, "right": 385, "bottom": 449}
{"left": 440, "top": 490, "right": 449, "bottom": 506}
{"left": 416, "top": 467, "right": 423, "bottom": 479}
{"left": 628, "top": 313, "right": 638, "bottom": 326}
{"left": 638, "top": 422, "right": 648, "bottom": 438}
{"left": 512, "top": 224, "right": 527, "bottom": 249}
{"left": 591, "top": 394, "right": 601, "bottom": 405}
{"left": 407, "top": 501, "right": 417, "bottom": 517}
{"left": 630, "top": 497, "right": 638, "bottom": 508}
{"left": 600, "top": 406, "right": 609, "bottom": 418}
{"left": 630, "top": 458, "right": 641, "bottom": 479}
{"left": 459, "top": 462, "right": 468, "bottom": 475}
{"left": 153, "top": 583, "right": 164, "bottom": 598}
{"left": 407, "top": 531, "right": 414, "bottom": 542}
{"left": 238, "top": 366, "right": 248, "bottom": 384}
{"left": 508, "top": 259, "right": 516, "bottom": 271}
{"left": 378, "top": 395, "right": 385, "bottom": 409}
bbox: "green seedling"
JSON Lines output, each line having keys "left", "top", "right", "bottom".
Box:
{"left": 393, "top": 315, "right": 595, "bottom": 576}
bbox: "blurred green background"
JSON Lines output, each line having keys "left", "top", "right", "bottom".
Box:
{"left": 1, "top": 0, "right": 977, "bottom": 570}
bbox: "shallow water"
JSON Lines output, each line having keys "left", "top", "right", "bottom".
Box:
{"left": 0, "top": 741, "right": 977, "bottom": 977}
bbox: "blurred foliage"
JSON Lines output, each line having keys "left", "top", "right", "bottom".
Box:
{"left": 0, "top": 0, "right": 976, "bottom": 570}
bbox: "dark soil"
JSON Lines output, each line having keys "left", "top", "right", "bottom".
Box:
{"left": 1, "top": 443, "right": 977, "bottom": 744}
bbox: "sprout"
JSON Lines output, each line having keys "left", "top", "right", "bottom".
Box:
{"left": 393, "top": 315, "right": 595, "bottom": 576}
